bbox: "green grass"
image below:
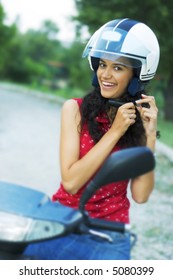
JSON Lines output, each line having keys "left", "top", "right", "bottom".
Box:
{"left": 26, "top": 82, "right": 84, "bottom": 99}
{"left": 157, "top": 117, "right": 173, "bottom": 148}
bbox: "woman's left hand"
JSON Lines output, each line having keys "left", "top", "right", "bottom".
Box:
{"left": 135, "top": 94, "right": 158, "bottom": 137}
{"left": 131, "top": 94, "right": 158, "bottom": 202}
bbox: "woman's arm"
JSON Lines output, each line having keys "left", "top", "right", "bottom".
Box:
{"left": 130, "top": 94, "right": 158, "bottom": 203}
{"left": 60, "top": 99, "right": 135, "bottom": 194}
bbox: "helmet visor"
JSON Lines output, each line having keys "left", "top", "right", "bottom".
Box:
{"left": 90, "top": 52, "right": 142, "bottom": 68}
{"left": 82, "top": 27, "right": 146, "bottom": 68}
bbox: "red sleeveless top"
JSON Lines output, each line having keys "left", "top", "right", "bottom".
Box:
{"left": 52, "top": 98, "right": 130, "bottom": 223}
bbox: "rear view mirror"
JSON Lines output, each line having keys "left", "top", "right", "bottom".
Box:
{"left": 0, "top": 146, "right": 155, "bottom": 256}
{"left": 79, "top": 147, "right": 155, "bottom": 212}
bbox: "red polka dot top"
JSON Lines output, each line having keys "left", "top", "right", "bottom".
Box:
{"left": 52, "top": 98, "right": 130, "bottom": 223}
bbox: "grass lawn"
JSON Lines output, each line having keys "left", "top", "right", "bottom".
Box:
{"left": 157, "top": 117, "right": 173, "bottom": 148}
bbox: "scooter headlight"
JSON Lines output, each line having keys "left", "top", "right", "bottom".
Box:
{"left": 0, "top": 211, "right": 65, "bottom": 242}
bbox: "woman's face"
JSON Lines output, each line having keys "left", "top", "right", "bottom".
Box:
{"left": 97, "top": 58, "right": 134, "bottom": 99}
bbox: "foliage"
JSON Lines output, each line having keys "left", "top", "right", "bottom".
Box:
{"left": 73, "top": 0, "right": 173, "bottom": 120}
{"left": 74, "top": 0, "right": 172, "bottom": 77}
{"left": 1, "top": 1, "right": 173, "bottom": 119}
{"left": 2, "top": 19, "right": 65, "bottom": 83}
{"left": 157, "top": 117, "right": 173, "bottom": 148}
{"left": 0, "top": 4, "right": 17, "bottom": 76}
{"left": 60, "top": 41, "right": 92, "bottom": 90}
{"left": 0, "top": 3, "right": 92, "bottom": 95}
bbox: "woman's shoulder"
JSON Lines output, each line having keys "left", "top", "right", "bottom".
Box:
{"left": 63, "top": 98, "right": 83, "bottom": 107}
{"left": 62, "top": 98, "right": 83, "bottom": 113}
{"left": 72, "top": 97, "right": 83, "bottom": 107}
{"left": 61, "top": 99, "right": 83, "bottom": 119}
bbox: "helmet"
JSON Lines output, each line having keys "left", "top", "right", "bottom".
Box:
{"left": 82, "top": 18, "right": 160, "bottom": 82}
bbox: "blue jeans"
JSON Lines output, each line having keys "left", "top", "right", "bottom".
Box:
{"left": 24, "top": 230, "right": 131, "bottom": 260}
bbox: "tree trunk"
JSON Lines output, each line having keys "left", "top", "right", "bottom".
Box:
{"left": 164, "top": 78, "right": 173, "bottom": 121}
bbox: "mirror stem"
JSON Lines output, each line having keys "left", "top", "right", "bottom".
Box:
{"left": 79, "top": 180, "right": 97, "bottom": 214}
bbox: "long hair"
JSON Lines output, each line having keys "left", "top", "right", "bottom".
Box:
{"left": 80, "top": 88, "right": 147, "bottom": 148}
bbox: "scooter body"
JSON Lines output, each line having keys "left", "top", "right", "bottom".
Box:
{"left": 0, "top": 182, "right": 82, "bottom": 258}
{"left": 0, "top": 147, "right": 155, "bottom": 259}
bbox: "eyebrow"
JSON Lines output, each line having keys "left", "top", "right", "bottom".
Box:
{"left": 100, "top": 59, "right": 127, "bottom": 67}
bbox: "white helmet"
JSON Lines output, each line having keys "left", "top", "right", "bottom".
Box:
{"left": 82, "top": 18, "right": 160, "bottom": 82}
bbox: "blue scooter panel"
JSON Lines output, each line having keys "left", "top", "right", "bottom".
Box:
{"left": 0, "top": 181, "right": 82, "bottom": 225}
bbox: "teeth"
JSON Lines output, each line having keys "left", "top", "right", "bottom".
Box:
{"left": 102, "top": 82, "right": 114, "bottom": 86}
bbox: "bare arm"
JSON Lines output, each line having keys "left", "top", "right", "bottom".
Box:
{"left": 60, "top": 99, "right": 135, "bottom": 194}
{"left": 130, "top": 94, "right": 158, "bottom": 203}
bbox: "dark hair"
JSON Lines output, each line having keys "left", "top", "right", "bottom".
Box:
{"left": 80, "top": 88, "right": 147, "bottom": 148}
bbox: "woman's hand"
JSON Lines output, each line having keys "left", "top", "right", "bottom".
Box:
{"left": 136, "top": 94, "right": 158, "bottom": 138}
{"left": 130, "top": 94, "right": 158, "bottom": 203}
{"left": 111, "top": 102, "right": 136, "bottom": 136}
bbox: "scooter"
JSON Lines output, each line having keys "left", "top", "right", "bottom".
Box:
{"left": 0, "top": 147, "right": 155, "bottom": 260}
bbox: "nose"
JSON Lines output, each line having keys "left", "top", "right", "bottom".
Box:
{"left": 102, "top": 67, "right": 112, "bottom": 79}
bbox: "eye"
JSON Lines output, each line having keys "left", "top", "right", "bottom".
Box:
{"left": 114, "top": 65, "right": 122, "bottom": 71}
{"left": 99, "top": 61, "right": 106, "bottom": 68}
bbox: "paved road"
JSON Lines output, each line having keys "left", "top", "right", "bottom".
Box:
{"left": 0, "top": 87, "right": 62, "bottom": 197}
{"left": 0, "top": 84, "right": 172, "bottom": 260}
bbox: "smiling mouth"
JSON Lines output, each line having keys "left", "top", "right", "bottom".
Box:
{"left": 102, "top": 81, "right": 116, "bottom": 88}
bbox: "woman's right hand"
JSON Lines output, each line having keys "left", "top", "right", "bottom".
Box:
{"left": 111, "top": 102, "right": 136, "bottom": 136}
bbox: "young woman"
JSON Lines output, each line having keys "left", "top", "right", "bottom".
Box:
{"left": 25, "top": 18, "right": 160, "bottom": 260}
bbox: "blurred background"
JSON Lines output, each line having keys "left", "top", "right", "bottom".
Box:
{"left": 0, "top": 0, "right": 172, "bottom": 259}
{"left": 0, "top": 0, "right": 173, "bottom": 130}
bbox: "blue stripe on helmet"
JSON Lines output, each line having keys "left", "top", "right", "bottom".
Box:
{"left": 105, "top": 19, "right": 139, "bottom": 53}
{"left": 117, "top": 18, "right": 138, "bottom": 31}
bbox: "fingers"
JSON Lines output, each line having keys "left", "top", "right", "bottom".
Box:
{"left": 117, "top": 103, "right": 137, "bottom": 125}
{"left": 135, "top": 94, "right": 157, "bottom": 110}
{"left": 139, "top": 107, "right": 157, "bottom": 121}
{"left": 134, "top": 95, "right": 158, "bottom": 134}
{"left": 121, "top": 102, "right": 135, "bottom": 109}
{"left": 111, "top": 102, "right": 137, "bottom": 136}
{"left": 129, "top": 113, "right": 136, "bottom": 120}
{"left": 136, "top": 95, "right": 158, "bottom": 117}
{"left": 121, "top": 102, "right": 136, "bottom": 116}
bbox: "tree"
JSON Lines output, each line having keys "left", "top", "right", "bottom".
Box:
{"left": 40, "top": 20, "right": 59, "bottom": 40}
{"left": 3, "top": 18, "right": 65, "bottom": 84}
{"left": 0, "top": 4, "right": 17, "bottom": 78}
{"left": 73, "top": 0, "right": 173, "bottom": 120}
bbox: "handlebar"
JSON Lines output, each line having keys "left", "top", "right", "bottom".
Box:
{"left": 0, "top": 147, "right": 155, "bottom": 259}
{"left": 75, "top": 215, "right": 131, "bottom": 244}
{"left": 86, "top": 217, "right": 131, "bottom": 233}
